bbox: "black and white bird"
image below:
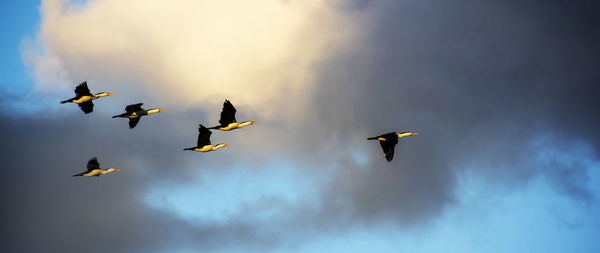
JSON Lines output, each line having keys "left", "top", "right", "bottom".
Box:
{"left": 209, "top": 100, "right": 257, "bottom": 131}
{"left": 72, "top": 157, "right": 120, "bottom": 177}
{"left": 60, "top": 81, "right": 114, "bottom": 114}
{"left": 112, "top": 103, "right": 165, "bottom": 129}
{"left": 367, "top": 131, "right": 418, "bottom": 162}
{"left": 184, "top": 124, "right": 229, "bottom": 152}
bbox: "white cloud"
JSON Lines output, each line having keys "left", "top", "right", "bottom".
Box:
{"left": 25, "top": 0, "right": 356, "bottom": 118}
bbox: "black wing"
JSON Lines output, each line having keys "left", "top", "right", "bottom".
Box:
{"left": 87, "top": 157, "right": 100, "bottom": 170}
{"left": 125, "top": 103, "right": 144, "bottom": 114}
{"left": 379, "top": 133, "right": 398, "bottom": 162}
{"left": 197, "top": 124, "right": 212, "bottom": 147}
{"left": 74, "top": 81, "right": 92, "bottom": 96}
{"left": 218, "top": 100, "right": 237, "bottom": 126}
{"left": 129, "top": 117, "right": 141, "bottom": 129}
{"left": 78, "top": 101, "right": 94, "bottom": 114}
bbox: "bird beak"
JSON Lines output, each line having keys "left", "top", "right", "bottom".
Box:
{"left": 159, "top": 109, "right": 166, "bottom": 112}
{"left": 108, "top": 93, "right": 115, "bottom": 96}
{"left": 252, "top": 121, "right": 258, "bottom": 125}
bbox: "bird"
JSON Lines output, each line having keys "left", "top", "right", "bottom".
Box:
{"left": 367, "top": 131, "right": 418, "bottom": 162}
{"left": 209, "top": 99, "right": 257, "bottom": 131}
{"left": 184, "top": 124, "right": 229, "bottom": 152}
{"left": 112, "top": 103, "right": 165, "bottom": 129}
{"left": 72, "top": 157, "right": 120, "bottom": 177}
{"left": 60, "top": 81, "right": 114, "bottom": 114}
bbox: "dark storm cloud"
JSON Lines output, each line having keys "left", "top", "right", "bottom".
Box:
{"left": 0, "top": 108, "right": 290, "bottom": 253}
{"left": 297, "top": 0, "right": 600, "bottom": 226}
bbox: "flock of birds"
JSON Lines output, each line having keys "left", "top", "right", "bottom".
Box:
{"left": 62, "top": 81, "right": 417, "bottom": 177}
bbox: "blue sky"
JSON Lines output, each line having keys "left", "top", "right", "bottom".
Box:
{"left": 0, "top": 0, "right": 38, "bottom": 91}
{"left": 1, "top": 1, "right": 599, "bottom": 252}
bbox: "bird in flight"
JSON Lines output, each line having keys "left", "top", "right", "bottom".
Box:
{"left": 112, "top": 103, "right": 165, "bottom": 129}
{"left": 367, "top": 131, "right": 418, "bottom": 161}
{"left": 209, "top": 99, "right": 257, "bottom": 131}
{"left": 184, "top": 124, "right": 229, "bottom": 152}
{"left": 60, "top": 81, "right": 114, "bottom": 114}
{"left": 72, "top": 157, "right": 120, "bottom": 177}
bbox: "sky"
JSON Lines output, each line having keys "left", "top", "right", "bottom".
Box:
{"left": 1, "top": 0, "right": 599, "bottom": 252}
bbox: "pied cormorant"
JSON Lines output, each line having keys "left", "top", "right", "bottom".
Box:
{"left": 367, "top": 131, "right": 418, "bottom": 162}
{"left": 72, "top": 157, "right": 120, "bottom": 177}
{"left": 184, "top": 124, "right": 229, "bottom": 152}
{"left": 209, "top": 100, "right": 257, "bottom": 131}
{"left": 60, "top": 81, "right": 114, "bottom": 114}
{"left": 112, "top": 103, "right": 165, "bottom": 129}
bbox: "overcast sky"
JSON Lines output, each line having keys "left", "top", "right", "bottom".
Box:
{"left": 1, "top": 0, "right": 599, "bottom": 252}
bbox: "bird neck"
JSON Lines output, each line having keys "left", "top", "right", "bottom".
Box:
{"left": 99, "top": 168, "right": 119, "bottom": 174}
{"left": 238, "top": 121, "right": 254, "bottom": 128}
{"left": 94, "top": 92, "right": 112, "bottom": 98}
{"left": 212, "top": 143, "right": 228, "bottom": 150}
{"left": 397, "top": 132, "right": 418, "bottom": 139}
{"left": 146, "top": 108, "right": 163, "bottom": 114}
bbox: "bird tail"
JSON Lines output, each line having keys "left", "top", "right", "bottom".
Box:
{"left": 60, "top": 99, "right": 72, "bottom": 104}
{"left": 367, "top": 137, "right": 378, "bottom": 140}
{"left": 208, "top": 125, "right": 221, "bottom": 130}
{"left": 72, "top": 173, "right": 84, "bottom": 177}
{"left": 183, "top": 147, "right": 195, "bottom": 151}
{"left": 112, "top": 113, "right": 125, "bottom": 118}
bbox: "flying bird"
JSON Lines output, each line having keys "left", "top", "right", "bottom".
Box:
{"left": 72, "top": 157, "right": 120, "bottom": 177}
{"left": 209, "top": 99, "right": 257, "bottom": 131}
{"left": 60, "top": 81, "right": 114, "bottom": 114}
{"left": 112, "top": 103, "right": 165, "bottom": 129}
{"left": 367, "top": 131, "right": 418, "bottom": 162}
{"left": 184, "top": 124, "right": 229, "bottom": 152}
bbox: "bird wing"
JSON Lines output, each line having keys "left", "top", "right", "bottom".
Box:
{"left": 218, "top": 100, "right": 237, "bottom": 126}
{"left": 197, "top": 124, "right": 212, "bottom": 146}
{"left": 78, "top": 101, "right": 94, "bottom": 114}
{"left": 379, "top": 134, "right": 398, "bottom": 162}
{"left": 74, "top": 81, "right": 92, "bottom": 96}
{"left": 129, "top": 117, "right": 141, "bottom": 129}
{"left": 125, "top": 103, "right": 144, "bottom": 114}
{"left": 87, "top": 157, "right": 100, "bottom": 170}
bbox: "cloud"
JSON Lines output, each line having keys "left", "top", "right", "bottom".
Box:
{"left": 10, "top": 0, "right": 600, "bottom": 252}
{"left": 25, "top": 0, "right": 355, "bottom": 118}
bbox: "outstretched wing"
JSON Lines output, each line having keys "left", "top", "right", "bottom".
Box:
{"left": 125, "top": 103, "right": 144, "bottom": 114}
{"left": 87, "top": 157, "right": 100, "bottom": 170}
{"left": 379, "top": 133, "right": 398, "bottom": 162}
{"left": 78, "top": 101, "right": 94, "bottom": 114}
{"left": 197, "top": 124, "right": 212, "bottom": 147}
{"left": 129, "top": 117, "right": 141, "bottom": 129}
{"left": 218, "top": 100, "right": 237, "bottom": 126}
{"left": 74, "top": 81, "right": 92, "bottom": 96}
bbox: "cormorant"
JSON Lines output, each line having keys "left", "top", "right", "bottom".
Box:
{"left": 60, "top": 81, "right": 114, "bottom": 114}
{"left": 184, "top": 124, "right": 229, "bottom": 152}
{"left": 209, "top": 100, "right": 257, "bottom": 131}
{"left": 112, "top": 103, "right": 165, "bottom": 129}
{"left": 367, "top": 131, "right": 418, "bottom": 162}
{"left": 72, "top": 157, "right": 120, "bottom": 177}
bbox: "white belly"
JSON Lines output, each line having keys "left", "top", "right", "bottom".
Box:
{"left": 72, "top": 96, "right": 94, "bottom": 103}
{"left": 194, "top": 145, "right": 214, "bottom": 152}
{"left": 83, "top": 169, "right": 102, "bottom": 176}
{"left": 219, "top": 123, "right": 239, "bottom": 131}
